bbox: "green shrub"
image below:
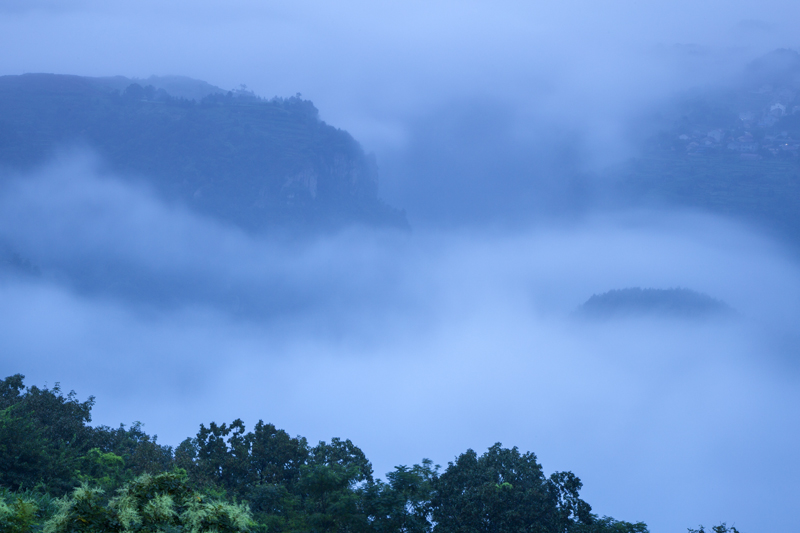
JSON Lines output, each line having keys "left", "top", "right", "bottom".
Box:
{"left": 43, "top": 485, "right": 119, "bottom": 533}
{"left": 0, "top": 496, "right": 38, "bottom": 533}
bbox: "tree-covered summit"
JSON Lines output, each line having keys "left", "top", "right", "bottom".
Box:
{"left": 0, "top": 73, "right": 406, "bottom": 232}
{"left": 576, "top": 288, "right": 732, "bottom": 319}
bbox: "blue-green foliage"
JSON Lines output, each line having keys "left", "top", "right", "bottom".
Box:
{"left": 0, "top": 374, "right": 662, "bottom": 533}
{"left": 39, "top": 472, "right": 254, "bottom": 533}
{"left": 0, "top": 495, "right": 39, "bottom": 533}
{"left": 0, "top": 374, "right": 172, "bottom": 496}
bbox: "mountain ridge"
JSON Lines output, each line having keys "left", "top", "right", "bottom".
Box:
{"left": 0, "top": 73, "right": 407, "bottom": 233}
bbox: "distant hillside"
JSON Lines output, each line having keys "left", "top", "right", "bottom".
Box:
{"left": 576, "top": 288, "right": 732, "bottom": 319}
{"left": 609, "top": 49, "right": 800, "bottom": 246}
{"left": 0, "top": 73, "right": 406, "bottom": 232}
{"left": 0, "top": 246, "right": 40, "bottom": 278}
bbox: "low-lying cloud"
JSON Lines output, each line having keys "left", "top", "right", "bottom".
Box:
{"left": 1, "top": 156, "right": 799, "bottom": 532}
{"left": 2, "top": 4, "right": 800, "bottom": 531}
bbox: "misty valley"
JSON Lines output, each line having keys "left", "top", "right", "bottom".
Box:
{"left": 3, "top": 47, "right": 800, "bottom": 533}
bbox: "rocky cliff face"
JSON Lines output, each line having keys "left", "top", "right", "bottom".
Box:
{"left": 0, "top": 73, "right": 406, "bottom": 232}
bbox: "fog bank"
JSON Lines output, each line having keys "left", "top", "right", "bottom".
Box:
{"left": 1, "top": 158, "right": 799, "bottom": 531}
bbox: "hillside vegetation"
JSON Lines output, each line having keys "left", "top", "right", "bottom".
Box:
{"left": 610, "top": 49, "right": 800, "bottom": 245}
{"left": 0, "top": 74, "right": 406, "bottom": 232}
{"left": 0, "top": 374, "right": 653, "bottom": 533}
{"left": 576, "top": 288, "right": 732, "bottom": 319}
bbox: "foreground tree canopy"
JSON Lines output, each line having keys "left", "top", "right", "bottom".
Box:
{"left": 0, "top": 374, "right": 659, "bottom": 532}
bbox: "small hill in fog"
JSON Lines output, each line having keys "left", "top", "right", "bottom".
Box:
{"left": 0, "top": 73, "right": 406, "bottom": 232}
{"left": 576, "top": 288, "right": 732, "bottom": 319}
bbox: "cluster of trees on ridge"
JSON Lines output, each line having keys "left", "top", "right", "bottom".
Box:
{"left": 0, "top": 374, "right": 743, "bottom": 532}
{"left": 0, "top": 74, "right": 406, "bottom": 232}
{"left": 575, "top": 288, "right": 732, "bottom": 319}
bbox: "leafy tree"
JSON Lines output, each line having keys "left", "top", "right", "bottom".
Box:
{"left": 248, "top": 421, "right": 309, "bottom": 489}
{"left": 111, "top": 471, "right": 253, "bottom": 533}
{"left": 193, "top": 419, "right": 248, "bottom": 490}
{"left": 0, "top": 403, "right": 49, "bottom": 491}
{"left": 245, "top": 482, "right": 300, "bottom": 532}
{"left": 43, "top": 472, "right": 254, "bottom": 533}
{"left": 309, "top": 438, "right": 373, "bottom": 485}
{"left": 88, "top": 422, "right": 173, "bottom": 478}
{"left": 297, "top": 462, "right": 367, "bottom": 532}
{"left": 185, "top": 419, "right": 379, "bottom": 530}
{"left": 244, "top": 422, "right": 309, "bottom": 530}
{"left": 43, "top": 486, "right": 119, "bottom": 533}
{"left": 1, "top": 488, "right": 59, "bottom": 532}
{"left": 76, "top": 449, "right": 126, "bottom": 493}
{"left": 575, "top": 516, "right": 649, "bottom": 533}
{"left": 688, "top": 524, "right": 740, "bottom": 533}
{"left": 364, "top": 460, "right": 439, "bottom": 533}
{"left": 432, "top": 443, "right": 596, "bottom": 533}
{"left": 0, "top": 375, "right": 173, "bottom": 496}
{"left": 0, "top": 374, "right": 95, "bottom": 494}
{"left": 0, "top": 374, "right": 25, "bottom": 408}
{"left": 548, "top": 471, "right": 593, "bottom": 531}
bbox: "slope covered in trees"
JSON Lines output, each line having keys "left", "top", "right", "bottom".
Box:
{"left": 0, "top": 74, "right": 406, "bottom": 232}
{"left": 609, "top": 49, "right": 800, "bottom": 246}
{"left": 575, "top": 288, "right": 732, "bottom": 319}
{"left": 0, "top": 374, "right": 652, "bottom": 533}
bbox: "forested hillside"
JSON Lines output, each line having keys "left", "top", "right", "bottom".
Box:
{"left": 0, "top": 74, "right": 406, "bottom": 232}
{"left": 576, "top": 288, "right": 732, "bottom": 319}
{"left": 610, "top": 49, "right": 800, "bottom": 246}
{"left": 0, "top": 374, "right": 652, "bottom": 533}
